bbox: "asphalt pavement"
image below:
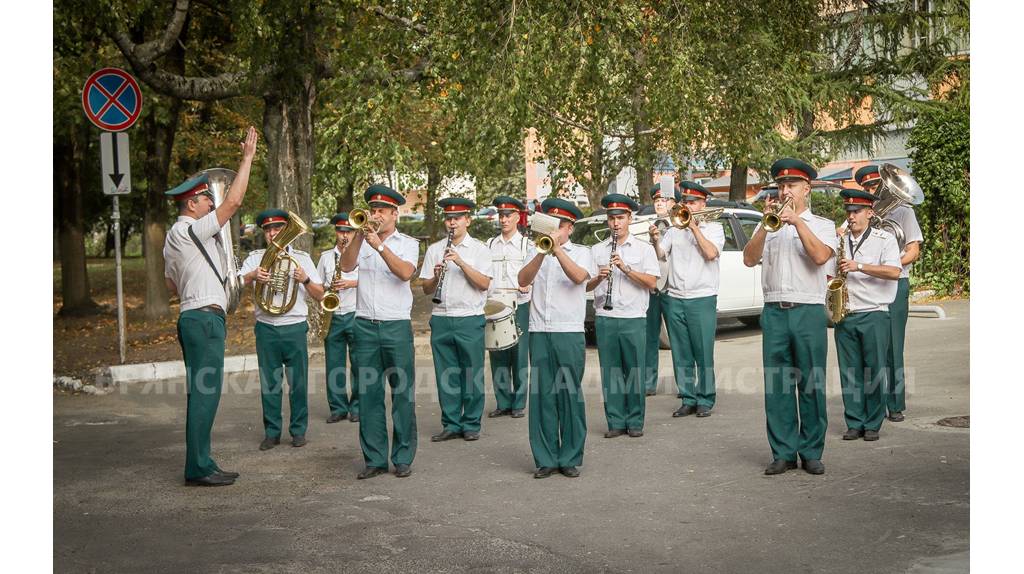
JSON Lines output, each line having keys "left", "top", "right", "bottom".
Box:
{"left": 54, "top": 300, "right": 970, "bottom": 573}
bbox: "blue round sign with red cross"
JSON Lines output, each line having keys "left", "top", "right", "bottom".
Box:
{"left": 81, "top": 68, "right": 143, "bottom": 132}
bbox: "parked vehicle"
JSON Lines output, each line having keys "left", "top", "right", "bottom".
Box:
{"left": 570, "top": 199, "right": 765, "bottom": 347}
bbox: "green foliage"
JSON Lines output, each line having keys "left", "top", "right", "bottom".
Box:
{"left": 907, "top": 93, "right": 969, "bottom": 295}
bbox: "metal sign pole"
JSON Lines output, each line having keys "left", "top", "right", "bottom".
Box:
{"left": 112, "top": 196, "right": 127, "bottom": 364}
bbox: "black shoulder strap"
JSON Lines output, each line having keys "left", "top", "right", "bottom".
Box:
{"left": 188, "top": 225, "right": 226, "bottom": 287}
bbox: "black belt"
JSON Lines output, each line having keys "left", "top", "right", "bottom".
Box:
{"left": 767, "top": 301, "right": 805, "bottom": 309}
{"left": 357, "top": 317, "right": 384, "bottom": 325}
{"left": 195, "top": 305, "right": 226, "bottom": 319}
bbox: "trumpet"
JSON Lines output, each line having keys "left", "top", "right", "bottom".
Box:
{"left": 529, "top": 211, "right": 561, "bottom": 254}
{"left": 534, "top": 234, "right": 555, "bottom": 254}
{"left": 762, "top": 197, "right": 793, "bottom": 232}
{"left": 349, "top": 208, "right": 381, "bottom": 234}
{"left": 657, "top": 204, "right": 724, "bottom": 229}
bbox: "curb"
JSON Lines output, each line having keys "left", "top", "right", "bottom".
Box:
{"left": 102, "top": 340, "right": 434, "bottom": 384}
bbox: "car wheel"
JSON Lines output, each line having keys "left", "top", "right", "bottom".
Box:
{"left": 738, "top": 314, "right": 761, "bottom": 328}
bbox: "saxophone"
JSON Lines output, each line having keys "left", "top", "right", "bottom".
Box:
{"left": 312, "top": 238, "right": 347, "bottom": 340}
{"left": 826, "top": 230, "right": 850, "bottom": 324}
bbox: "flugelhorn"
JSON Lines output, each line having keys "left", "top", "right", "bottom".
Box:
{"left": 349, "top": 208, "right": 381, "bottom": 234}
{"left": 254, "top": 211, "right": 310, "bottom": 315}
{"left": 762, "top": 197, "right": 793, "bottom": 232}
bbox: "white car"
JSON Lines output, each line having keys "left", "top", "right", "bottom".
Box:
{"left": 571, "top": 199, "right": 765, "bottom": 348}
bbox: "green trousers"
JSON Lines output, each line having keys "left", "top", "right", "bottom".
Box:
{"left": 254, "top": 321, "right": 309, "bottom": 439}
{"left": 176, "top": 309, "right": 226, "bottom": 480}
{"left": 761, "top": 303, "right": 829, "bottom": 462}
{"left": 488, "top": 302, "right": 530, "bottom": 411}
{"left": 352, "top": 318, "right": 417, "bottom": 469}
{"left": 663, "top": 295, "right": 718, "bottom": 408}
{"left": 596, "top": 316, "right": 647, "bottom": 431}
{"left": 835, "top": 311, "right": 890, "bottom": 432}
{"left": 885, "top": 278, "right": 910, "bottom": 414}
{"left": 643, "top": 292, "right": 663, "bottom": 393}
{"left": 324, "top": 311, "right": 358, "bottom": 417}
{"left": 430, "top": 314, "right": 487, "bottom": 433}
{"left": 529, "top": 331, "right": 587, "bottom": 468}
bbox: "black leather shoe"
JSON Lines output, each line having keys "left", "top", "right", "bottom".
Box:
{"left": 645, "top": 389, "right": 656, "bottom": 397}
{"left": 627, "top": 429, "right": 644, "bottom": 438}
{"left": 357, "top": 466, "right": 387, "bottom": 480}
{"left": 533, "top": 467, "right": 557, "bottom": 479}
{"left": 259, "top": 437, "right": 280, "bottom": 451}
{"left": 696, "top": 406, "right": 711, "bottom": 417}
{"left": 463, "top": 431, "right": 480, "bottom": 441}
{"left": 186, "top": 474, "right": 235, "bottom": 487}
{"left": 802, "top": 459, "right": 825, "bottom": 475}
{"left": 326, "top": 413, "right": 347, "bottom": 423}
{"left": 214, "top": 468, "right": 240, "bottom": 479}
{"left": 394, "top": 464, "right": 412, "bottom": 478}
{"left": 672, "top": 405, "right": 697, "bottom": 418}
{"left": 431, "top": 430, "right": 463, "bottom": 442}
{"left": 488, "top": 408, "right": 511, "bottom": 418}
{"left": 863, "top": 429, "right": 880, "bottom": 441}
{"left": 843, "top": 428, "right": 864, "bottom": 440}
{"left": 510, "top": 409, "right": 525, "bottom": 418}
{"left": 349, "top": 414, "right": 360, "bottom": 423}
{"left": 604, "top": 429, "right": 626, "bottom": 438}
{"left": 888, "top": 411, "right": 905, "bottom": 422}
{"left": 764, "top": 460, "right": 798, "bottom": 475}
{"left": 560, "top": 466, "right": 580, "bottom": 478}
{"left": 291, "top": 435, "right": 307, "bottom": 447}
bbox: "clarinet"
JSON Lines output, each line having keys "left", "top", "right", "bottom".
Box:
{"left": 603, "top": 229, "right": 618, "bottom": 311}
{"left": 432, "top": 227, "right": 455, "bottom": 304}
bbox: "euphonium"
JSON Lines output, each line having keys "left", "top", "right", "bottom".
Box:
{"left": 254, "top": 211, "right": 310, "bottom": 315}
{"left": 826, "top": 230, "right": 850, "bottom": 324}
{"left": 762, "top": 197, "right": 793, "bottom": 232}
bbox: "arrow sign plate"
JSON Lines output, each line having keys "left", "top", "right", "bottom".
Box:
{"left": 100, "top": 132, "right": 131, "bottom": 195}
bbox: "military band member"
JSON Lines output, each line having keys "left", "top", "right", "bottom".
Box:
{"left": 340, "top": 185, "right": 420, "bottom": 479}
{"left": 834, "top": 188, "right": 902, "bottom": 441}
{"left": 742, "top": 158, "right": 838, "bottom": 476}
{"left": 644, "top": 183, "right": 679, "bottom": 396}
{"left": 855, "top": 165, "right": 923, "bottom": 422}
{"left": 587, "top": 194, "right": 660, "bottom": 438}
{"left": 240, "top": 210, "right": 323, "bottom": 451}
{"left": 518, "top": 197, "right": 596, "bottom": 479}
{"left": 486, "top": 196, "right": 532, "bottom": 419}
{"left": 650, "top": 181, "right": 725, "bottom": 418}
{"left": 421, "top": 197, "right": 494, "bottom": 442}
{"left": 163, "top": 126, "right": 258, "bottom": 486}
{"left": 316, "top": 213, "right": 360, "bottom": 424}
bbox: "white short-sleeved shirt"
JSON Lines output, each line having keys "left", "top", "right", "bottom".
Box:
{"left": 591, "top": 235, "right": 661, "bottom": 318}
{"left": 841, "top": 228, "right": 901, "bottom": 313}
{"left": 660, "top": 221, "right": 727, "bottom": 300}
{"left": 488, "top": 232, "right": 531, "bottom": 305}
{"left": 885, "top": 204, "right": 924, "bottom": 279}
{"left": 527, "top": 242, "right": 597, "bottom": 332}
{"left": 761, "top": 209, "right": 839, "bottom": 305}
{"left": 163, "top": 212, "right": 228, "bottom": 313}
{"left": 239, "top": 247, "right": 321, "bottom": 326}
{"left": 419, "top": 234, "right": 494, "bottom": 317}
{"left": 354, "top": 231, "right": 420, "bottom": 321}
{"left": 316, "top": 246, "right": 358, "bottom": 315}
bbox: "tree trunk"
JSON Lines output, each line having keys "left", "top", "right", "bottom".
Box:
{"left": 263, "top": 76, "right": 317, "bottom": 253}
{"left": 335, "top": 178, "right": 355, "bottom": 213}
{"left": 55, "top": 121, "right": 100, "bottom": 316}
{"left": 584, "top": 129, "right": 606, "bottom": 208}
{"left": 729, "top": 160, "right": 748, "bottom": 202}
{"left": 141, "top": 95, "right": 181, "bottom": 319}
{"left": 424, "top": 162, "right": 441, "bottom": 241}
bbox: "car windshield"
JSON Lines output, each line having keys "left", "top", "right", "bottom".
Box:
{"left": 570, "top": 217, "right": 608, "bottom": 246}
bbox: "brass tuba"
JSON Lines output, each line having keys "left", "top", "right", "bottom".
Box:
{"left": 254, "top": 211, "right": 310, "bottom": 315}
{"left": 869, "top": 163, "right": 924, "bottom": 252}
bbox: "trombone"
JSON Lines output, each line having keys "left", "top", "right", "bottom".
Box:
{"left": 656, "top": 204, "right": 724, "bottom": 230}
{"left": 348, "top": 208, "right": 382, "bottom": 234}
{"left": 761, "top": 197, "right": 793, "bottom": 232}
